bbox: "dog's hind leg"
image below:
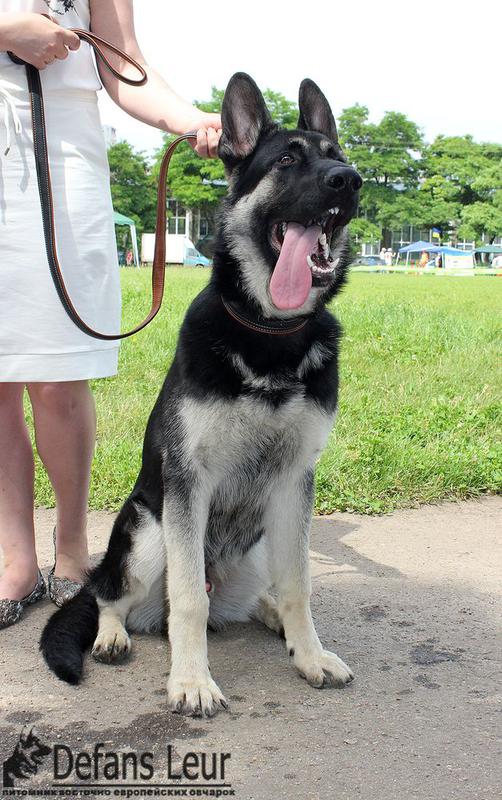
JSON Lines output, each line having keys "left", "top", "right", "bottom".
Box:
{"left": 92, "top": 594, "right": 136, "bottom": 664}
{"left": 253, "top": 593, "right": 284, "bottom": 636}
{"left": 208, "top": 537, "right": 271, "bottom": 629}
{"left": 92, "top": 504, "right": 165, "bottom": 663}
{"left": 266, "top": 470, "right": 354, "bottom": 689}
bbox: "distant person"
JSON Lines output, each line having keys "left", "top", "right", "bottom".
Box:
{"left": 419, "top": 251, "right": 429, "bottom": 269}
{"left": 491, "top": 254, "right": 502, "bottom": 268}
{"left": 435, "top": 254, "right": 443, "bottom": 269}
{"left": 379, "top": 247, "right": 386, "bottom": 263}
{"left": 384, "top": 249, "right": 393, "bottom": 267}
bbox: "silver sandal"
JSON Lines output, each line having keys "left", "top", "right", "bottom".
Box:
{"left": 48, "top": 528, "right": 84, "bottom": 607}
{"left": 0, "top": 570, "right": 47, "bottom": 629}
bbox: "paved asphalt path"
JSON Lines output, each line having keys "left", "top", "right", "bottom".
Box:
{"left": 1, "top": 497, "right": 500, "bottom": 799}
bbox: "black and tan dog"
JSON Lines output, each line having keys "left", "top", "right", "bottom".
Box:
{"left": 41, "top": 73, "right": 362, "bottom": 717}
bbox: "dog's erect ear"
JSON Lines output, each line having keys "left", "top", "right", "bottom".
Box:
{"left": 219, "top": 72, "right": 276, "bottom": 166}
{"left": 298, "top": 79, "right": 338, "bottom": 143}
{"left": 19, "top": 727, "right": 30, "bottom": 745}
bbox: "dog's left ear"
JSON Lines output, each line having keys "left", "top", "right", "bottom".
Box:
{"left": 298, "top": 79, "right": 339, "bottom": 143}
{"left": 219, "top": 72, "right": 276, "bottom": 167}
{"left": 19, "top": 727, "right": 31, "bottom": 745}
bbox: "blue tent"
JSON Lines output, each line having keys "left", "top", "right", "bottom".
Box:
{"left": 398, "top": 242, "right": 471, "bottom": 255}
{"left": 398, "top": 240, "right": 436, "bottom": 253}
{"left": 432, "top": 246, "right": 470, "bottom": 255}
{"left": 397, "top": 241, "right": 473, "bottom": 266}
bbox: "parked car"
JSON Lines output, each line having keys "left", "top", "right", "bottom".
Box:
{"left": 351, "top": 255, "right": 386, "bottom": 267}
{"left": 183, "top": 246, "right": 212, "bottom": 267}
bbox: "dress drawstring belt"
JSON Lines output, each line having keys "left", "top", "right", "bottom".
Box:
{"left": 0, "top": 83, "right": 22, "bottom": 156}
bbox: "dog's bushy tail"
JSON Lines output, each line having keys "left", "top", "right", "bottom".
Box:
{"left": 40, "top": 587, "right": 98, "bottom": 685}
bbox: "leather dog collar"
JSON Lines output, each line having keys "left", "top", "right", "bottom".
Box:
{"left": 221, "top": 296, "right": 309, "bottom": 336}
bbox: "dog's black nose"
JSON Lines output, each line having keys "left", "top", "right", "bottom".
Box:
{"left": 325, "top": 165, "right": 362, "bottom": 193}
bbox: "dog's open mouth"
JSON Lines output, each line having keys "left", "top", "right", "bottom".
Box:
{"left": 269, "top": 210, "right": 341, "bottom": 310}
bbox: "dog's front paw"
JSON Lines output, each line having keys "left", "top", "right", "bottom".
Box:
{"left": 292, "top": 647, "right": 354, "bottom": 689}
{"left": 167, "top": 673, "right": 228, "bottom": 717}
{"left": 92, "top": 627, "right": 131, "bottom": 664}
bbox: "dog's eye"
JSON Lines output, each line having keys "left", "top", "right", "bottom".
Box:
{"left": 278, "top": 153, "right": 295, "bottom": 166}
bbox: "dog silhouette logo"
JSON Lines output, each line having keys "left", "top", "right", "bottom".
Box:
{"left": 2, "top": 727, "right": 52, "bottom": 788}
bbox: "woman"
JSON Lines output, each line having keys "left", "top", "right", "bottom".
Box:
{"left": 0, "top": 0, "right": 221, "bottom": 627}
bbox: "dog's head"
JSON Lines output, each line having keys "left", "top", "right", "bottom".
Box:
{"left": 217, "top": 72, "right": 361, "bottom": 317}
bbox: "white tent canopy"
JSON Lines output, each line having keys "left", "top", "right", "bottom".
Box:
{"left": 113, "top": 211, "right": 139, "bottom": 268}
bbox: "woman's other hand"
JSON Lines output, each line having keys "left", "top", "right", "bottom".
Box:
{"left": 0, "top": 12, "right": 80, "bottom": 69}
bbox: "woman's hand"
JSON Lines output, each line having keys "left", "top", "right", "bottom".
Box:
{"left": 0, "top": 12, "right": 80, "bottom": 69}
{"left": 190, "top": 114, "right": 221, "bottom": 158}
{"left": 89, "top": 0, "right": 223, "bottom": 159}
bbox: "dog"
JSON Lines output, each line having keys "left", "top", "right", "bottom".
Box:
{"left": 3, "top": 728, "right": 51, "bottom": 788}
{"left": 41, "top": 72, "right": 362, "bottom": 717}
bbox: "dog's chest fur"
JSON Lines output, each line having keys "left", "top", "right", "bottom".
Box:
{"left": 178, "top": 391, "right": 333, "bottom": 563}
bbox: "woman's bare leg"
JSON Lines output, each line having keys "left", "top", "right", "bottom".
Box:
{"left": 27, "top": 380, "right": 95, "bottom": 582}
{"left": 0, "top": 383, "right": 39, "bottom": 600}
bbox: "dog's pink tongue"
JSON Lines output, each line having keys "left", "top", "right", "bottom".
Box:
{"left": 269, "top": 223, "right": 321, "bottom": 310}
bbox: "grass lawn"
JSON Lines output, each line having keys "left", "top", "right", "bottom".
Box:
{"left": 31, "top": 269, "right": 501, "bottom": 514}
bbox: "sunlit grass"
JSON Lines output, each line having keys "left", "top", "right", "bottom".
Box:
{"left": 31, "top": 268, "right": 501, "bottom": 514}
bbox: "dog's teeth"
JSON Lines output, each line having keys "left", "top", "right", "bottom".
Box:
{"left": 323, "top": 243, "right": 330, "bottom": 258}
{"left": 328, "top": 208, "right": 335, "bottom": 214}
{"left": 307, "top": 255, "right": 315, "bottom": 268}
{"left": 334, "top": 206, "right": 340, "bottom": 215}
{"left": 319, "top": 233, "right": 327, "bottom": 246}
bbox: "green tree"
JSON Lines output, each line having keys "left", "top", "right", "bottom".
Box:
{"left": 348, "top": 217, "right": 381, "bottom": 253}
{"left": 152, "top": 86, "right": 225, "bottom": 228}
{"left": 152, "top": 135, "right": 226, "bottom": 210}
{"left": 194, "top": 85, "right": 298, "bottom": 128}
{"left": 108, "top": 141, "right": 156, "bottom": 236}
{"left": 338, "top": 104, "right": 424, "bottom": 246}
{"left": 135, "top": 88, "right": 502, "bottom": 250}
{"left": 152, "top": 87, "right": 299, "bottom": 218}
{"left": 419, "top": 136, "right": 502, "bottom": 243}
{"left": 262, "top": 89, "right": 298, "bottom": 128}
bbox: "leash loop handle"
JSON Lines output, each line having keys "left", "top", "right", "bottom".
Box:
{"left": 12, "top": 27, "right": 197, "bottom": 340}
{"left": 71, "top": 29, "right": 147, "bottom": 86}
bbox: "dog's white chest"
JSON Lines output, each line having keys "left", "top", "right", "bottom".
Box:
{"left": 179, "top": 394, "right": 333, "bottom": 479}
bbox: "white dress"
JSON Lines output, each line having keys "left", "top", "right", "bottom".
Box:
{"left": 0, "top": 0, "right": 120, "bottom": 381}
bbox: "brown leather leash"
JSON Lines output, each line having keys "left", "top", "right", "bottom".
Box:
{"left": 9, "top": 29, "right": 196, "bottom": 340}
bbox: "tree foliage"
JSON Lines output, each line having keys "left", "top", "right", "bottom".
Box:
{"left": 107, "top": 141, "right": 156, "bottom": 235}
{"left": 418, "top": 136, "right": 502, "bottom": 242}
{"left": 338, "top": 104, "right": 424, "bottom": 244}
{"left": 150, "top": 87, "right": 299, "bottom": 214}
{"left": 108, "top": 89, "right": 502, "bottom": 245}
